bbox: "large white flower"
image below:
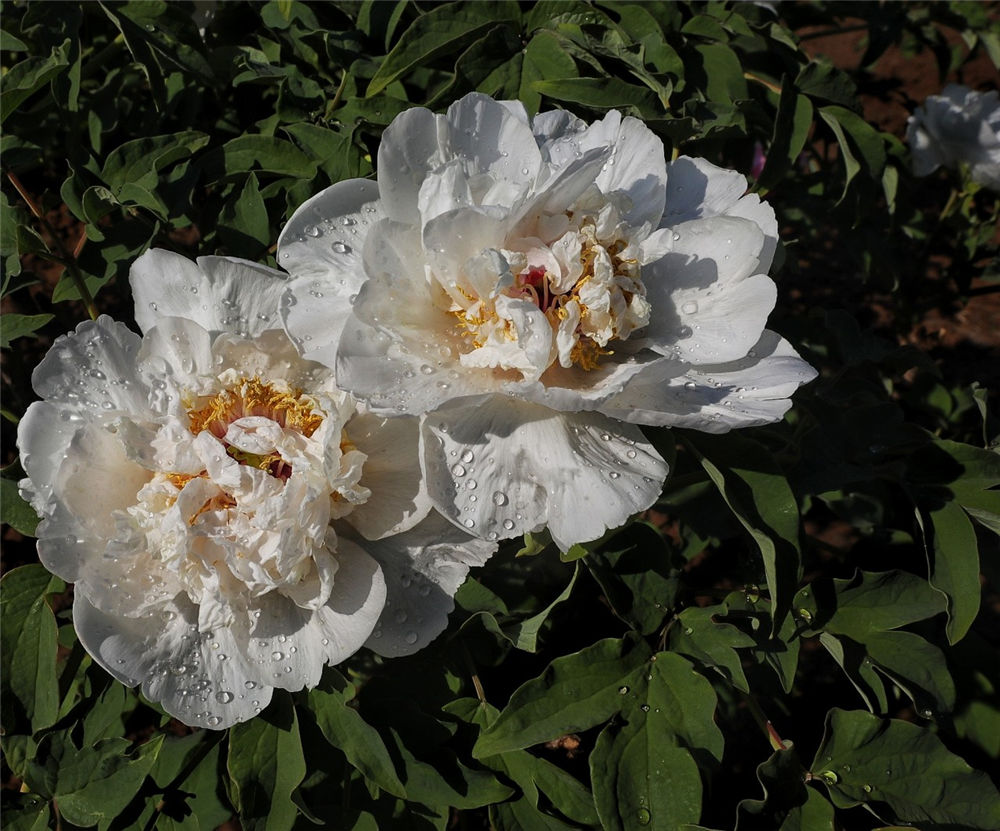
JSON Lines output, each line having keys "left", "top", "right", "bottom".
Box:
{"left": 906, "top": 84, "right": 1000, "bottom": 190}
{"left": 278, "top": 94, "right": 816, "bottom": 549}
{"left": 17, "top": 250, "right": 493, "bottom": 730}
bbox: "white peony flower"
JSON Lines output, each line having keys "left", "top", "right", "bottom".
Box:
{"left": 278, "top": 94, "right": 816, "bottom": 549}
{"left": 906, "top": 84, "right": 1000, "bottom": 190}
{"left": 17, "top": 250, "right": 493, "bottom": 730}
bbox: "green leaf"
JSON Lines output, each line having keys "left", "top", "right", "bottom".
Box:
{"left": 100, "top": 131, "right": 209, "bottom": 195}
{"left": 504, "top": 562, "right": 578, "bottom": 652}
{"left": 202, "top": 135, "right": 316, "bottom": 182}
{"left": 592, "top": 729, "right": 700, "bottom": 831}
{"left": 519, "top": 30, "right": 577, "bottom": 115}
{"left": 0, "top": 565, "right": 64, "bottom": 734}
{"left": 688, "top": 433, "right": 801, "bottom": 633}
{"left": 668, "top": 603, "right": 756, "bottom": 693}
{"left": 926, "top": 500, "right": 981, "bottom": 644}
{"left": 864, "top": 630, "right": 955, "bottom": 717}
{"left": 1, "top": 477, "right": 39, "bottom": 537}
{"left": 367, "top": 2, "right": 520, "bottom": 97}
{"left": 449, "top": 698, "right": 599, "bottom": 827}
{"left": 819, "top": 105, "right": 886, "bottom": 178}
{"left": 811, "top": 709, "right": 1000, "bottom": 828}
{"left": 474, "top": 636, "right": 651, "bottom": 757}
{"left": 799, "top": 570, "right": 947, "bottom": 640}
{"left": 795, "top": 60, "right": 857, "bottom": 108}
{"left": 735, "top": 745, "right": 834, "bottom": 830}
{"left": 0, "top": 793, "right": 50, "bottom": 831}
{"left": 760, "top": 83, "right": 813, "bottom": 189}
{"left": 531, "top": 77, "right": 659, "bottom": 112}
{"left": 282, "top": 123, "right": 372, "bottom": 184}
{"left": 0, "top": 313, "right": 53, "bottom": 349}
{"left": 25, "top": 732, "right": 164, "bottom": 827}
{"left": 307, "top": 671, "right": 406, "bottom": 798}
{"left": 228, "top": 693, "right": 306, "bottom": 831}
{"left": 0, "top": 40, "right": 71, "bottom": 124}
{"left": 585, "top": 522, "right": 678, "bottom": 635}
{"left": 217, "top": 172, "right": 270, "bottom": 256}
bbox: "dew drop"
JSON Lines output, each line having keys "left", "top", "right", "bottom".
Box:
{"left": 640, "top": 704, "right": 650, "bottom": 713}
{"left": 331, "top": 241, "right": 351, "bottom": 254}
{"left": 451, "top": 463, "right": 466, "bottom": 477}
{"left": 502, "top": 518, "right": 515, "bottom": 530}
{"left": 466, "top": 479, "right": 478, "bottom": 490}
{"left": 492, "top": 491, "right": 508, "bottom": 506}
{"left": 405, "top": 631, "right": 418, "bottom": 645}
{"left": 216, "top": 691, "right": 234, "bottom": 704}
{"left": 207, "top": 716, "right": 222, "bottom": 726}
{"left": 460, "top": 449, "right": 474, "bottom": 464}
{"left": 464, "top": 518, "right": 475, "bottom": 528}
{"left": 245, "top": 680, "right": 257, "bottom": 689}
{"left": 619, "top": 685, "right": 629, "bottom": 695}
{"left": 420, "top": 364, "right": 434, "bottom": 375}
{"left": 271, "top": 651, "right": 284, "bottom": 661}
{"left": 819, "top": 770, "right": 839, "bottom": 786}
{"left": 863, "top": 784, "right": 873, "bottom": 794}
{"left": 683, "top": 380, "right": 697, "bottom": 391}
{"left": 636, "top": 808, "right": 651, "bottom": 825}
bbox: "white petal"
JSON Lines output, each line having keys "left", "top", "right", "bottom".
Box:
{"left": 137, "top": 317, "right": 216, "bottom": 385}
{"left": 378, "top": 106, "right": 446, "bottom": 224}
{"left": 601, "top": 331, "right": 818, "bottom": 431}
{"left": 594, "top": 115, "right": 667, "bottom": 228}
{"left": 74, "top": 590, "right": 270, "bottom": 730}
{"left": 196, "top": 256, "right": 289, "bottom": 336}
{"left": 345, "top": 412, "right": 432, "bottom": 540}
{"left": 421, "top": 397, "right": 668, "bottom": 550}
{"left": 644, "top": 217, "right": 775, "bottom": 364}
{"left": 361, "top": 514, "right": 495, "bottom": 658}
{"left": 277, "top": 179, "right": 382, "bottom": 361}
{"left": 444, "top": 92, "right": 542, "bottom": 200}
{"left": 56, "top": 422, "right": 152, "bottom": 540}
{"left": 31, "top": 316, "right": 149, "bottom": 417}
{"left": 662, "top": 157, "right": 778, "bottom": 268}
{"left": 131, "top": 249, "right": 287, "bottom": 337}
{"left": 17, "top": 401, "right": 82, "bottom": 516}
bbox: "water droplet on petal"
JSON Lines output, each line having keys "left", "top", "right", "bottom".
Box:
{"left": 331, "top": 241, "right": 351, "bottom": 254}
{"left": 492, "top": 491, "right": 508, "bottom": 506}
{"left": 405, "top": 631, "right": 418, "bottom": 645}
{"left": 216, "top": 691, "right": 234, "bottom": 704}
{"left": 502, "top": 518, "right": 515, "bottom": 531}
{"left": 271, "top": 651, "right": 284, "bottom": 661}
{"left": 460, "top": 449, "right": 474, "bottom": 464}
{"left": 304, "top": 225, "right": 322, "bottom": 237}
{"left": 451, "top": 464, "right": 466, "bottom": 477}
{"left": 681, "top": 301, "right": 698, "bottom": 315}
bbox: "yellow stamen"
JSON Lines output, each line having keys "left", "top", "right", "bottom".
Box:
{"left": 187, "top": 377, "right": 323, "bottom": 438}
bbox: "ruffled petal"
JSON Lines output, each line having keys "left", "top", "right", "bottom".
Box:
{"left": 601, "top": 331, "right": 818, "bottom": 431}
{"left": 421, "top": 397, "right": 668, "bottom": 550}
{"left": 278, "top": 179, "right": 382, "bottom": 362}
{"left": 17, "top": 401, "right": 83, "bottom": 516}
{"left": 345, "top": 412, "right": 432, "bottom": 540}
{"left": 362, "top": 513, "right": 494, "bottom": 658}
{"left": 131, "top": 249, "right": 287, "bottom": 337}
{"left": 31, "top": 316, "right": 149, "bottom": 417}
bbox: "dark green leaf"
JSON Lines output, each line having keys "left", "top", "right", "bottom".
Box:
{"left": 474, "top": 636, "right": 651, "bottom": 757}
{"left": 531, "top": 77, "right": 659, "bottom": 112}
{"left": 812, "top": 709, "right": 1000, "bottom": 828}
{"left": 367, "top": 3, "right": 520, "bottom": 97}
{"left": 217, "top": 172, "right": 270, "bottom": 256}
{"left": 926, "top": 501, "right": 981, "bottom": 644}
{"left": 25, "top": 732, "right": 163, "bottom": 827}
{"left": 228, "top": 694, "right": 306, "bottom": 831}
{"left": 0, "top": 313, "right": 53, "bottom": 349}
{"left": 688, "top": 433, "right": 801, "bottom": 633}
{"left": 0, "top": 40, "right": 70, "bottom": 124}
{"left": 307, "top": 671, "right": 406, "bottom": 798}
{"left": 0, "top": 565, "right": 64, "bottom": 734}
{"left": 668, "top": 603, "right": 756, "bottom": 693}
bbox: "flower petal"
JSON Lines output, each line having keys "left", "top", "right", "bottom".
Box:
{"left": 601, "top": 331, "right": 818, "bottom": 431}
{"left": 421, "top": 397, "right": 668, "bottom": 550}
{"left": 644, "top": 216, "right": 775, "bottom": 364}
{"left": 662, "top": 156, "right": 778, "bottom": 269}
{"left": 345, "top": 412, "right": 432, "bottom": 540}
{"left": 277, "top": 179, "right": 382, "bottom": 363}
{"left": 131, "top": 249, "right": 287, "bottom": 337}
{"left": 361, "top": 513, "right": 494, "bottom": 658}
{"left": 31, "top": 316, "right": 148, "bottom": 416}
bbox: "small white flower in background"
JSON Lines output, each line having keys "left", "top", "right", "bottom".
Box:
{"left": 906, "top": 84, "right": 1000, "bottom": 191}
{"left": 278, "top": 93, "right": 816, "bottom": 550}
{"left": 17, "top": 250, "right": 493, "bottom": 730}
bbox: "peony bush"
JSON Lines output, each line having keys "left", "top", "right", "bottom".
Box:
{"left": 2, "top": 3, "right": 999, "bottom": 831}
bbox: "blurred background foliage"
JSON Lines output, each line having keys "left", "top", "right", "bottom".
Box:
{"left": 1, "top": 2, "right": 998, "bottom": 830}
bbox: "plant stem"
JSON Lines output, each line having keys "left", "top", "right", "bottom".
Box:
{"left": 6, "top": 172, "right": 98, "bottom": 321}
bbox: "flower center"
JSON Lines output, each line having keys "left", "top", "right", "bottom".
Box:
{"left": 186, "top": 377, "right": 323, "bottom": 481}
{"left": 449, "top": 218, "right": 649, "bottom": 374}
